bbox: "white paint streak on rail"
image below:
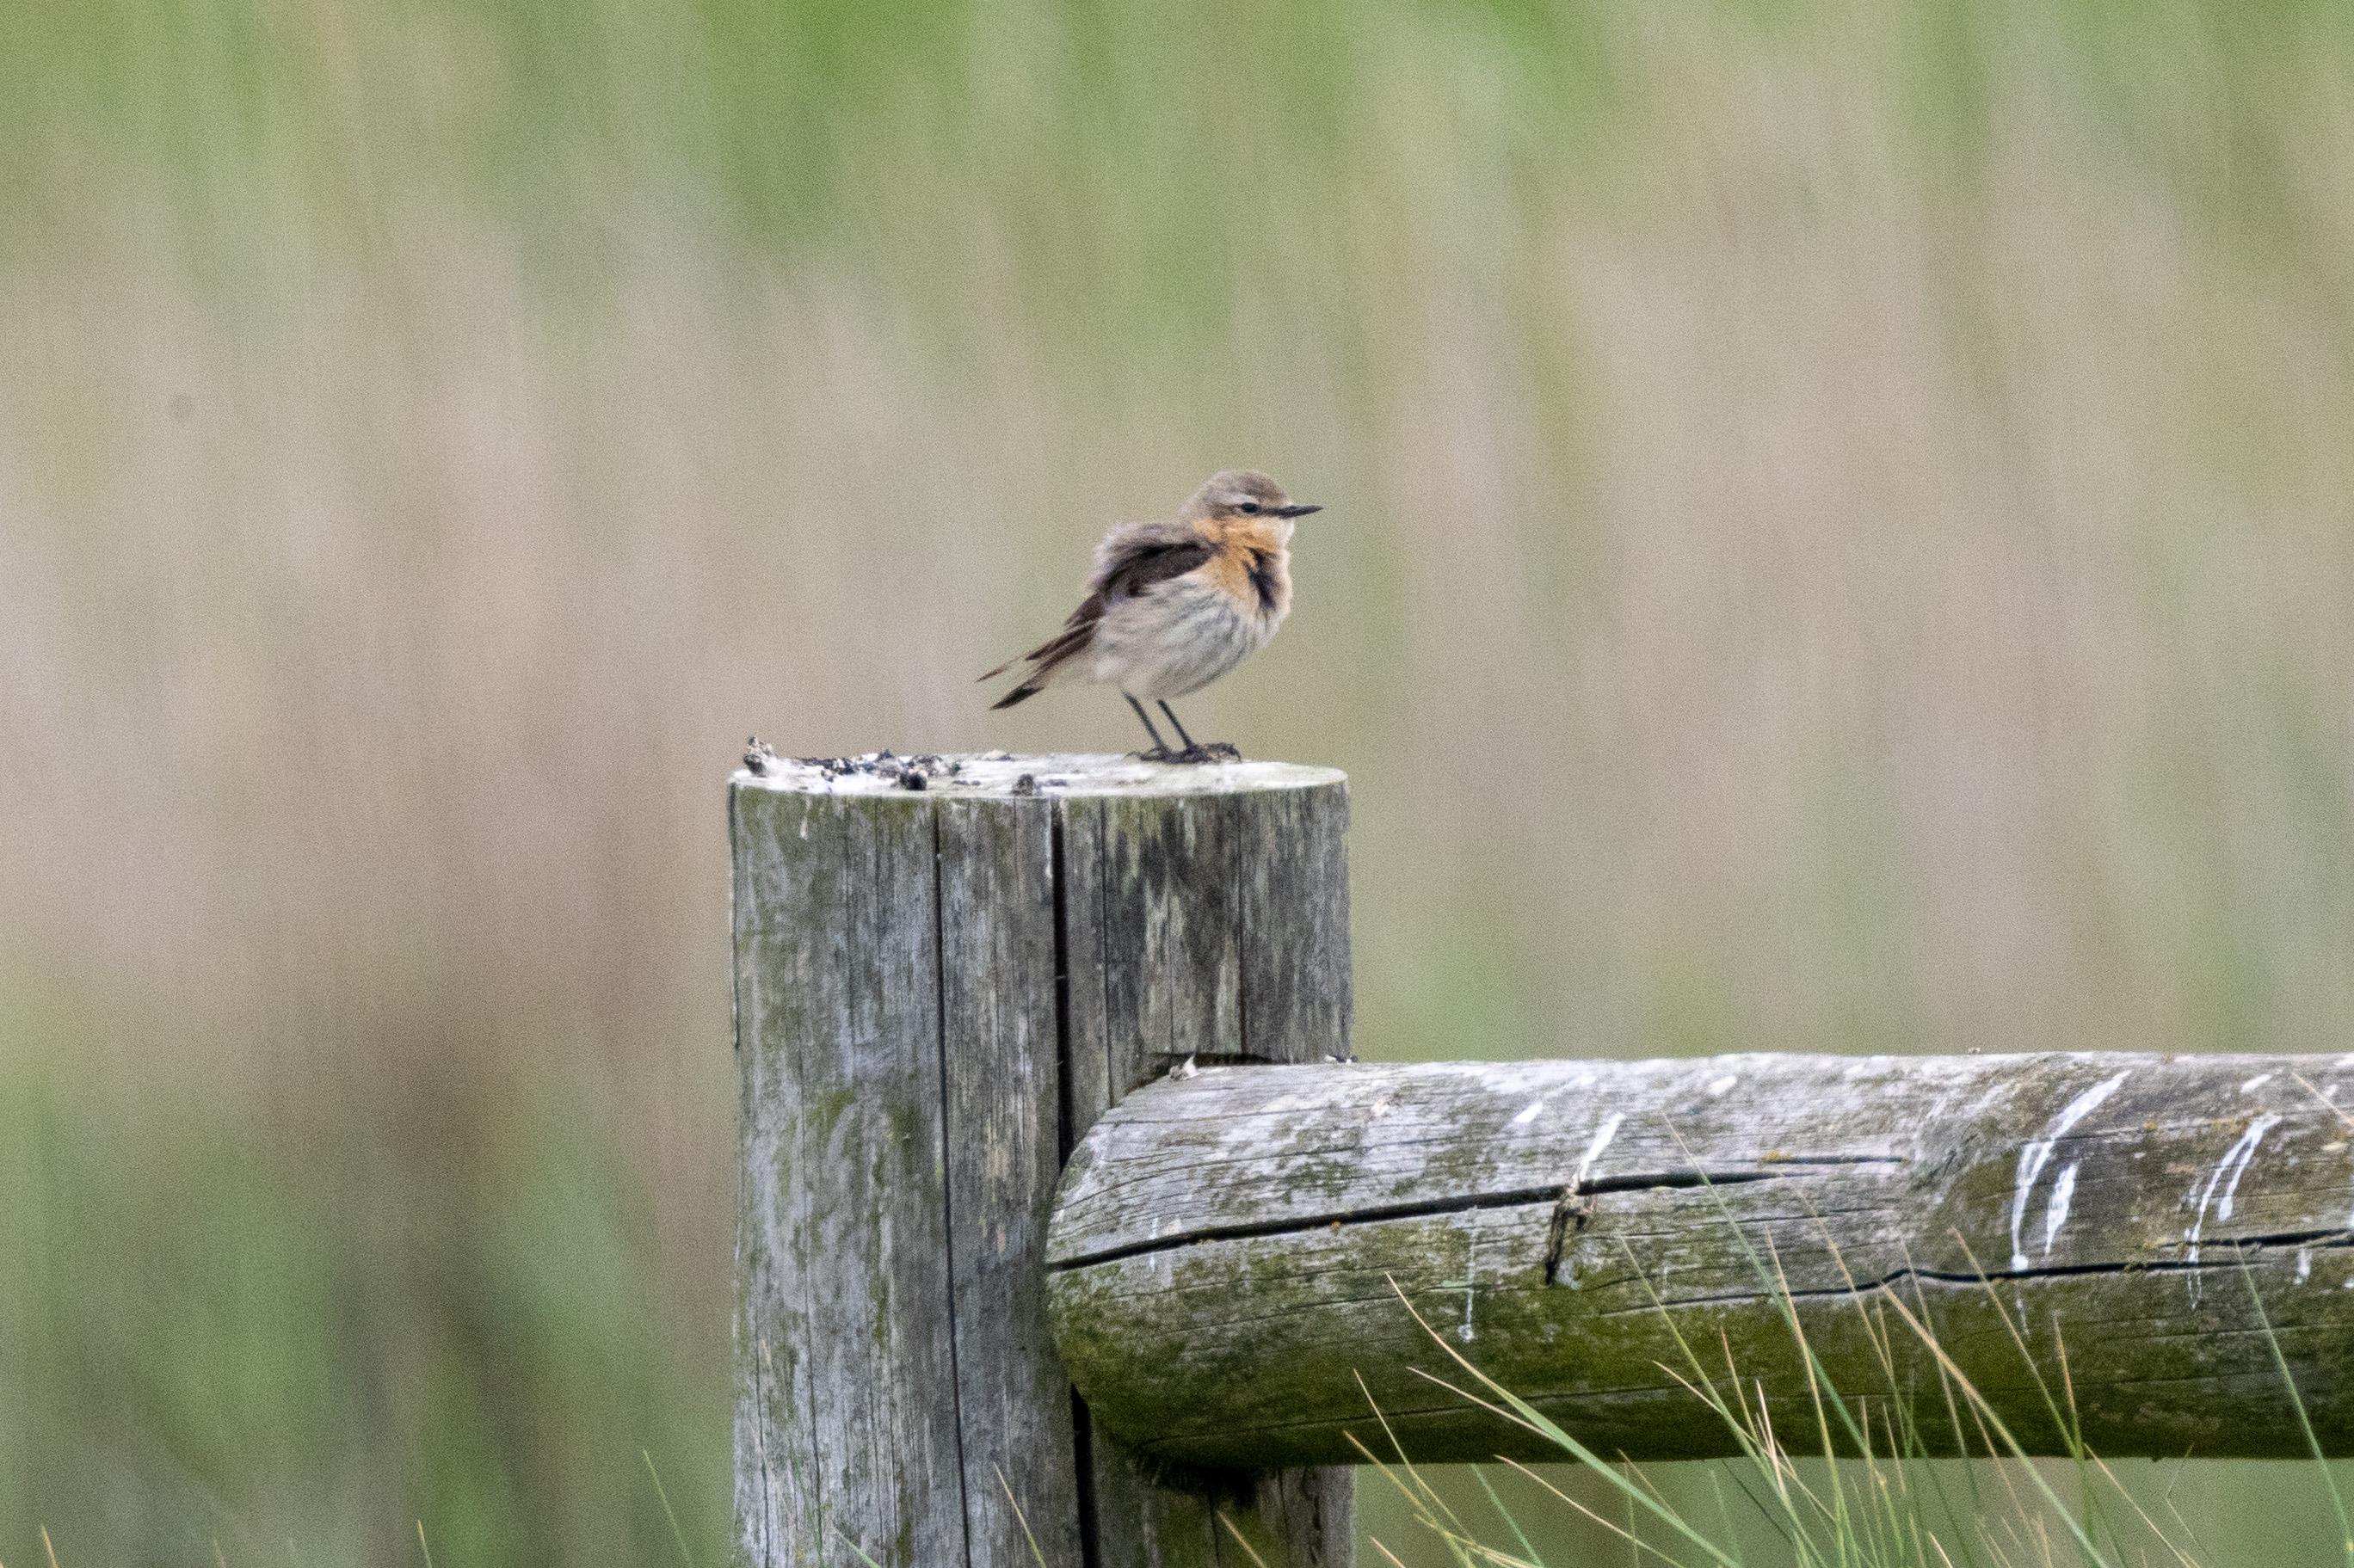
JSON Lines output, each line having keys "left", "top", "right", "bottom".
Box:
{"left": 2011, "top": 1071, "right": 2129, "bottom": 1270}
{"left": 2182, "top": 1111, "right": 2283, "bottom": 1303}
{"left": 2042, "top": 1162, "right": 2079, "bottom": 1258}
{"left": 1574, "top": 1113, "right": 1624, "bottom": 1190}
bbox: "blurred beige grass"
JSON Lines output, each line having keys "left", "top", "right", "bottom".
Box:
{"left": 3, "top": 1, "right": 2353, "bottom": 1563}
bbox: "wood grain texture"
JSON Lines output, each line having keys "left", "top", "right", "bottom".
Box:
{"left": 1235, "top": 782, "right": 1350, "bottom": 1065}
{"left": 939, "top": 796, "right": 1077, "bottom": 1568}
{"left": 1057, "top": 779, "right": 1356, "bottom": 1566}
{"left": 1050, "top": 1052, "right": 2354, "bottom": 1468}
{"left": 733, "top": 786, "right": 964, "bottom": 1568}
{"left": 734, "top": 753, "right": 1353, "bottom": 1567}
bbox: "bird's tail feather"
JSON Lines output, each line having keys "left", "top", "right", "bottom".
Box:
{"left": 980, "top": 623, "right": 1091, "bottom": 702}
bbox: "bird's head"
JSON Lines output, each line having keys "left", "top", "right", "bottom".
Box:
{"left": 1184, "top": 470, "right": 1322, "bottom": 528}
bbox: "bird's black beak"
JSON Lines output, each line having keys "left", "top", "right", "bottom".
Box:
{"left": 1273, "top": 503, "right": 1322, "bottom": 518}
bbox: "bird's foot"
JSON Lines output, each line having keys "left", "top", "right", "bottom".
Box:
{"left": 1133, "top": 741, "right": 1241, "bottom": 765}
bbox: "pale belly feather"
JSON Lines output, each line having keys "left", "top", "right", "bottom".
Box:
{"left": 1088, "top": 580, "right": 1278, "bottom": 701}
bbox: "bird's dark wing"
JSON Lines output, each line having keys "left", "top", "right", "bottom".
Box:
{"left": 980, "top": 523, "right": 1212, "bottom": 704}
{"left": 1088, "top": 521, "right": 1215, "bottom": 602}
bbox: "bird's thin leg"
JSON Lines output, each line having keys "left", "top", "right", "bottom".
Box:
{"left": 1156, "top": 702, "right": 1199, "bottom": 753}
{"left": 1158, "top": 701, "right": 1238, "bottom": 763}
{"left": 1125, "top": 692, "right": 1173, "bottom": 759}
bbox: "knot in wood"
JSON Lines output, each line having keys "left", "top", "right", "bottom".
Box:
{"left": 1543, "top": 1187, "right": 1595, "bottom": 1286}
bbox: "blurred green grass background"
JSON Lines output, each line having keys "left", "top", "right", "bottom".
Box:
{"left": 4, "top": 0, "right": 2354, "bottom": 1562}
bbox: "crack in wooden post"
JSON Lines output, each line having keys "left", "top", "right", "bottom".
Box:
{"left": 1542, "top": 1189, "right": 1594, "bottom": 1286}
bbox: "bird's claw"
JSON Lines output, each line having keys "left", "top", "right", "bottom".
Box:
{"left": 1132, "top": 742, "right": 1241, "bottom": 766}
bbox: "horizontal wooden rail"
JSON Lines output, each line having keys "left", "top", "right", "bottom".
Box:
{"left": 1049, "top": 1052, "right": 2354, "bottom": 1467}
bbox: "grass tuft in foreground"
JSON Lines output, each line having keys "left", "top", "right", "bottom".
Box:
{"left": 1359, "top": 1209, "right": 2350, "bottom": 1568}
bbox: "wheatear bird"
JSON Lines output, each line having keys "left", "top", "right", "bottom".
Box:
{"left": 982, "top": 470, "right": 1322, "bottom": 761}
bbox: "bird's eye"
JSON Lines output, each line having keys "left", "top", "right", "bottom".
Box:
{"left": 1237, "top": 500, "right": 1261, "bottom": 514}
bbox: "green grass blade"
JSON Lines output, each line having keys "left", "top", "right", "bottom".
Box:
{"left": 2240, "top": 1256, "right": 2353, "bottom": 1568}
{"left": 643, "top": 1449, "right": 699, "bottom": 1568}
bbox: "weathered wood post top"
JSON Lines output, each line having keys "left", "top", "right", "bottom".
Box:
{"left": 740, "top": 747, "right": 1345, "bottom": 797}
{"left": 731, "top": 749, "right": 1354, "bottom": 1568}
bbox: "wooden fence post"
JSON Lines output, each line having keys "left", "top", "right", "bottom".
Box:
{"left": 730, "top": 751, "right": 1355, "bottom": 1568}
